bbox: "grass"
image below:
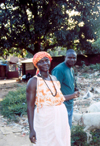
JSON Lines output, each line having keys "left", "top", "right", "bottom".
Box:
{"left": 0, "top": 85, "right": 27, "bottom": 122}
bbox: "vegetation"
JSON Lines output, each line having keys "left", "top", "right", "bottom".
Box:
{"left": 71, "top": 126, "right": 88, "bottom": 146}
{"left": 74, "top": 63, "right": 100, "bottom": 77}
{"left": 71, "top": 126, "right": 100, "bottom": 146}
{"left": 0, "top": 86, "right": 27, "bottom": 122}
{"left": 81, "top": 61, "right": 100, "bottom": 71}
{"left": 0, "top": 0, "right": 100, "bottom": 59}
{"left": 89, "top": 63, "right": 100, "bottom": 71}
{"left": 90, "top": 129, "right": 100, "bottom": 146}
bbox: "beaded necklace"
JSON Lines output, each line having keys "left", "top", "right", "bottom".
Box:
{"left": 38, "top": 73, "right": 57, "bottom": 97}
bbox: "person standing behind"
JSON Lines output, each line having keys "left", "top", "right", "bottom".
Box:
{"left": 52, "top": 49, "right": 79, "bottom": 128}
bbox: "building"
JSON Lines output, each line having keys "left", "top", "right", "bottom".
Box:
{"left": 0, "top": 60, "right": 8, "bottom": 79}
{"left": 21, "top": 58, "right": 36, "bottom": 76}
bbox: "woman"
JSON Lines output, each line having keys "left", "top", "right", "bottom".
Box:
{"left": 26, "top": 51, "right": 79, "bottom": 146}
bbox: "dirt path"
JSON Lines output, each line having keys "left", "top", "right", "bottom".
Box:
{"left": 0, "top": 79, "right": 17, "bottom": 84}
{"left": 0, "top": 79, "right": 33, "bottom": 146}
{"left": 0, "top": 121, "right": 32, "bottom": 146}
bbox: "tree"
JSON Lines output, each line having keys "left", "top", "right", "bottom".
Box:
{"left": 0, "top": 0, "right": 100, "bottom": 58}
{"left": 92, "top": 15, "right": 100, "bottom": 53}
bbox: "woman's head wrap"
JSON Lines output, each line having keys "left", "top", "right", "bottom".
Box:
{"left": 33, "top": 51, "right": 52, "bottom": 74}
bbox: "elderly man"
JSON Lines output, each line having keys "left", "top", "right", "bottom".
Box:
{"left": 52, "top": 49, "right": 79, "bottom": 128}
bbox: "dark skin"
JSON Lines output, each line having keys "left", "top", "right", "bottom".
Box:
{"left": 26, "top": 77, "right": 37, "bottom": 144}
{"left": 65, "top": 51, "right": 77, "bottom": 68}
{"left": 26, "top": 57, "right": 80, "bottom": 143}
{"left": 65, "top": 51, "right": 79, "bottom": 91}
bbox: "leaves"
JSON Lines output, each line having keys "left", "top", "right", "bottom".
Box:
{"left": 0, "top": 0, "right": 100, "bottom": 58}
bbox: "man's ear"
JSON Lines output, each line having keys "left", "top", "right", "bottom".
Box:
{"left": 64, "top": 56, "right": 67, "bottom": 60}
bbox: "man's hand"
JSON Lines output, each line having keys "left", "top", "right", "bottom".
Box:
{"left": 75, "top": 88, "right": 79, "bottom": 91}
{"left": 30, "top": 130, "right": 36, "bottom": 144}
{"left": 73, "top": 91, "right": 80, "bottom": 98}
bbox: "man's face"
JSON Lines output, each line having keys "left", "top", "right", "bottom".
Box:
{"left": 37, "top": 57, "right": 50, "bottom": 72}
{"left": 65, "top": 52, "right": 77, "bottom": 67}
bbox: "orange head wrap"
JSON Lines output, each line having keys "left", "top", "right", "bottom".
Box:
{"left": 33, "top": 51, "right": 52, "bottom": 74}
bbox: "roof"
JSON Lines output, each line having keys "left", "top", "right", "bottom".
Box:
{"left": 9, "top": 57, "right": 19, "bottom": 64}
{"left": 0, "top": 60, "right": 8, "bottom": 66}
{"left": 0, "top": 64, "right": 7, "bottom": 66}
{"left": 21, "top": 58, "right": 33, "bottom": 63}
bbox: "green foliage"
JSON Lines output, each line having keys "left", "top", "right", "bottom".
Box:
{"left": 89, "top": 63, "right": 100, "bottom": 71}
{"left": 0, "top": 86, "right": 27, "bottom": 121}
{"left": 48, "top": 46, "right": 67, "bottom": 57}
{"left": 0, "top": 0, "right": 100, "bottom": 58}
{"left": 90, "top": 129, "right": 100, "bottom": 145}
{"left": 71, "top": 126, "right": 88, "bottom": 146}
{"left": 71, "top": 126, "right": 100, "bottom": 146}
{"left": 75, "top": 63, "right": 100, "bottom": 74}
{"left": 81, "top": 63, "right": 100, "bottom": 74}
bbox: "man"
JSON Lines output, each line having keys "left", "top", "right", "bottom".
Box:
{"left": 52, "top": 49, "right": 79, "bottom": 128}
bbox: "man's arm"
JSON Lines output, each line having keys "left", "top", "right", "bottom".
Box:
{"left": 64, "top": 91, "right": 80, "bottom": 101}
{"left": 26, "top": 77, "right": 37, "bottom": 143}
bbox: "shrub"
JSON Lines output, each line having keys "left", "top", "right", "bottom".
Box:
{"left": 90, "top": 129, "right": 100, "bottom": 146}
{"left": 71, "top": 126, "right": 88, "bottom": 146}
{"left": 0, "top": 86, "right": 27, "bottom": 121}
{"left": 89, "top": 63, "right": 100, "bottom": 71}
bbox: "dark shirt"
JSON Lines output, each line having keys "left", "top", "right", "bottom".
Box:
{"left": 52, "top": 62, "right": 75, "bottom": 110}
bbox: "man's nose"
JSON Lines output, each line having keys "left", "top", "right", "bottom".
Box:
{"left": 71, "top": 58, "right": 75, "bottom": 61}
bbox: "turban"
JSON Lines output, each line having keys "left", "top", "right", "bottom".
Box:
{"left": 33, "top": 51, "right": 52, "bottom": 74}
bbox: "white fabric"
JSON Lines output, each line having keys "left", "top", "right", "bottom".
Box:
{"left": 33, "top": 104, "right": 70, "bottom": 146}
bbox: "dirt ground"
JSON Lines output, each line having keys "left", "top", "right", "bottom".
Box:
{"left": 0, "top": 79, "right": 33, "bottom": 146}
